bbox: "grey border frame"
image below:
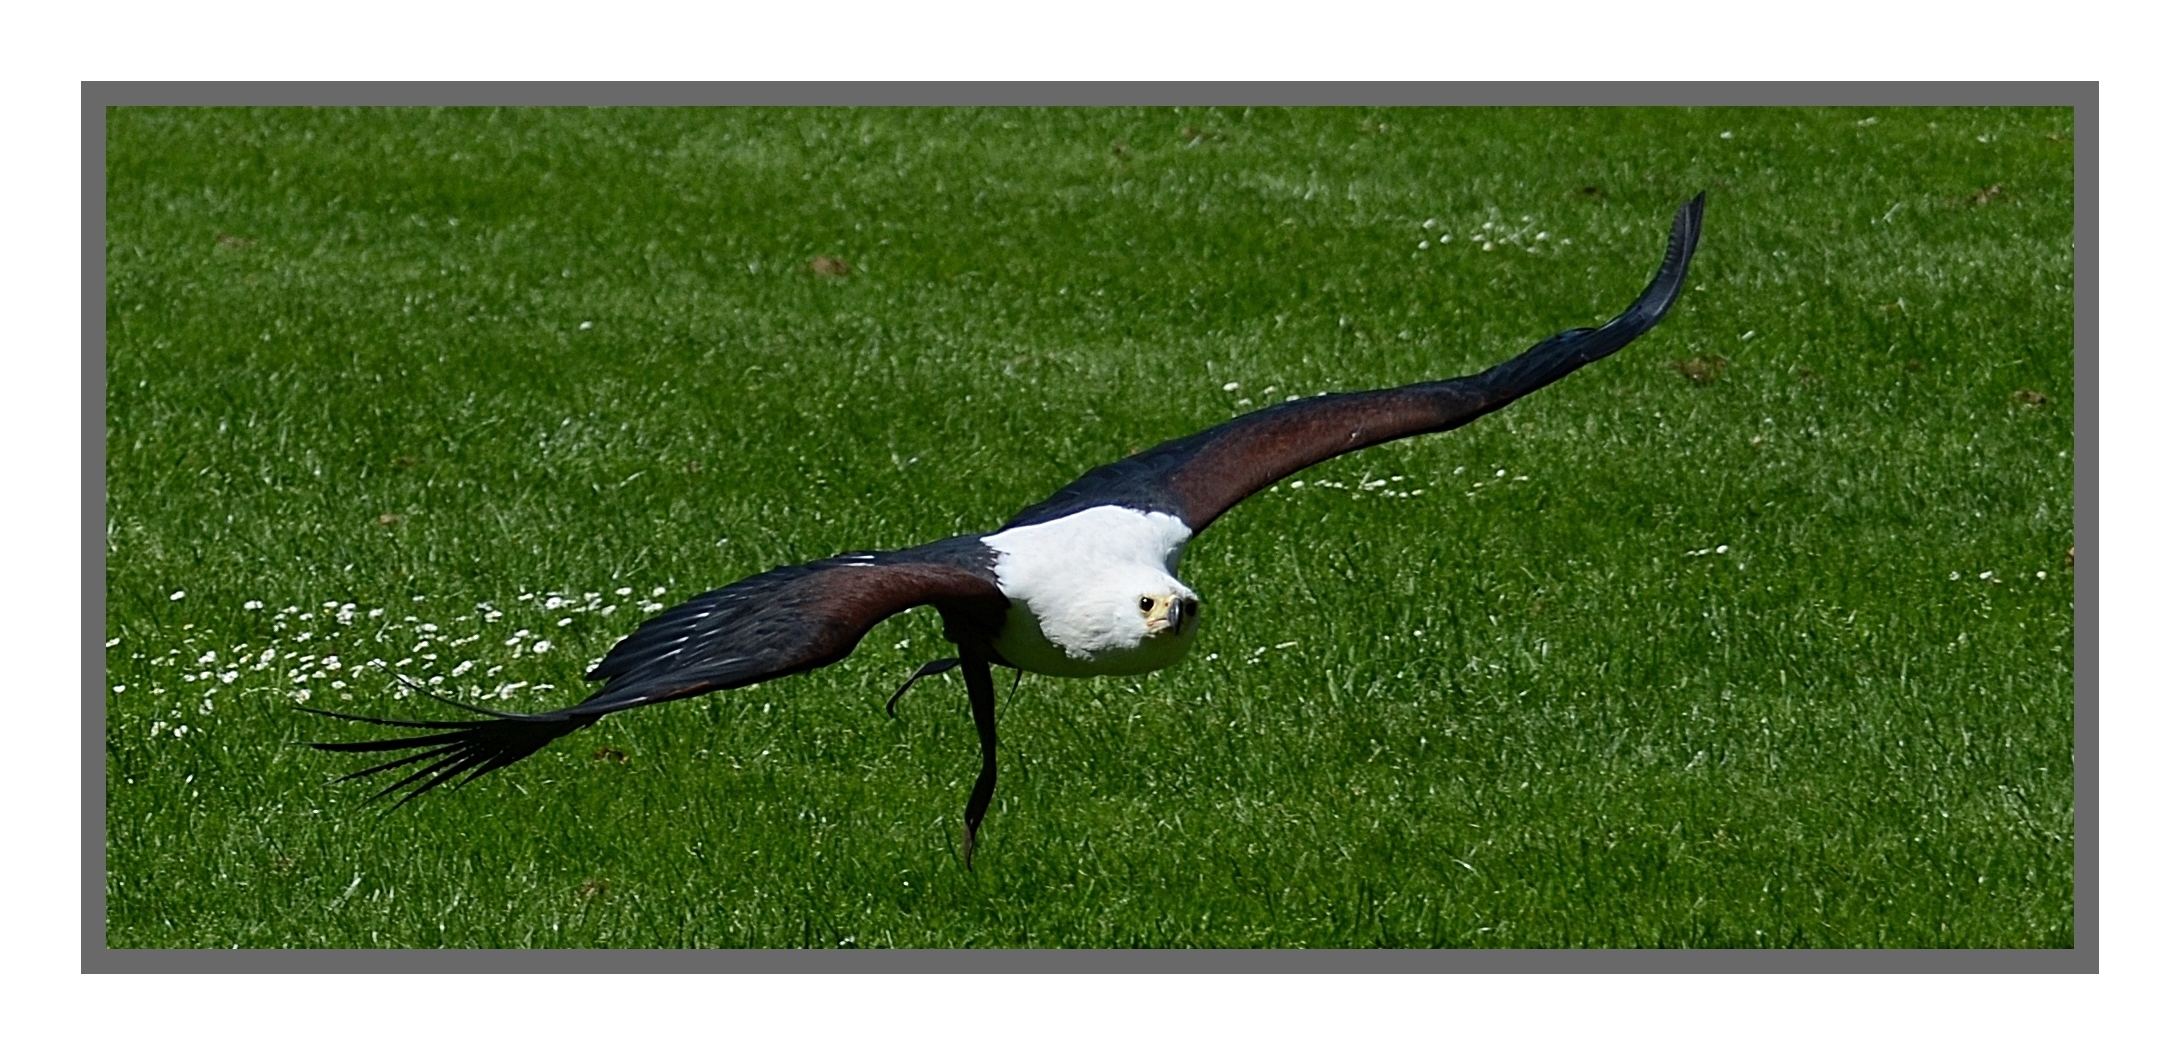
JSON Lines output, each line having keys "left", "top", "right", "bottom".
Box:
{"left": 85, "top": 81, "right": 2093, "bottom": 973}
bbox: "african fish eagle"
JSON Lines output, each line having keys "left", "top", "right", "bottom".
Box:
{"left": 310, "top": 193, "right": 1706, "bottom": 867}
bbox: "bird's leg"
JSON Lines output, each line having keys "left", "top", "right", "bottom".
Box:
{"left": 959, "top": 649, "right": 999, "bottom": 870}
{"left": 885, "top": 657, "right": 961, "bottom": 718}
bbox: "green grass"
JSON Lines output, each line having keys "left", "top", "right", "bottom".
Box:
{"left": 104, "top": 106, "right": 2074, "bottom": 948}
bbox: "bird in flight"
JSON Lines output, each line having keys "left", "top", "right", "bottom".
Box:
{"left": 311, "top": 194, "right": 1706, "bottom": 867}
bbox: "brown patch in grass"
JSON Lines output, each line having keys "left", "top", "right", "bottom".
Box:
{"left": 1796, "top": 365, "right": 1825, "bottom": 386}
{"left": 2014, "top": 388, "right": 2050, "bottom": 406}
{"left": 578, "top": 878, "right": 611, "bottom": 900}
{"left": 1971, "top": 183, "right": 2004, "bottom": 205}
{"left": 216, "top": 232, "right": 257, "bottom": 249}
{"left": 592, "top": 746, "right": 628, "bottom": 764}
{"left": 376, "top": 513, "right": 403, "bottom": 526}
{"left": 1675, "top": 354, "right": 1728, "bottom": 385}
{"left": 1905, "top": 358, "right": 1924, "bottom": 373}
{"left": 810, "top": 256, "right": 851, "bottom": 277}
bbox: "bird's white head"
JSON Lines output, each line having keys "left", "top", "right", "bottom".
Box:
{"left": 1122, "top": 566, "right": 1202, "bottom": 642}
{"left": 983, "top": 505, "right": 1205, "bottom": 676}
{"left": 1056, "top": 564, "right": 1202, "bottom": 674}
{"left": 993, "top": 561, "right": 1204, "bottom": 677}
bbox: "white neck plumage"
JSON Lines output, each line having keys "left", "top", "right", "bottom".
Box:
{"left": 981, "top": 506, "right": 1202, "bottom": 676}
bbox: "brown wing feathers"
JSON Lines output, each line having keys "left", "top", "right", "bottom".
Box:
{"left": 1159, "top": 386, "right": 1475, "bottom": 531}
{"left": 1162, "top": 194, "right": 1702, "bottom": 530}
{"left": 578, "top": 549, "right": 1004, "bottom": 711}
{"left": 1008, "top": 193, "right": 1705, "bottom": 534}
{"left": 310, "top": 542, "right": 1006, "bottom": 805}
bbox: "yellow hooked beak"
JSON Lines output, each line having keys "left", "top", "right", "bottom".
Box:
{"left": 1139, "top": 594, "right": 1201, "bottom": 636}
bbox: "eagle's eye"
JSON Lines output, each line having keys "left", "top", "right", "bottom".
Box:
{"left": 1139, "top": 596, "right": 1155, "bottom": 613}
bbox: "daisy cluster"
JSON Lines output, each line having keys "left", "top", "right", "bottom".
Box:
{"left": 1457, "top": 465, "right": 1535, "bottom": 498}
{"left": 109, "top": 584, "right": 677, "bottom": 739}
{"left": 1413, "top": 213, "right": 1571, "bottom": 255}
{"left": 1946, "top": 569, "right": 2056, "bottom": 584}
{"left": 1285, "top": 471, "right": 1430, "bottom": 500}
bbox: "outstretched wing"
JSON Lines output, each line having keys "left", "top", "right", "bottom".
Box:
{"left": 1002, "top": 193, "right": 1706, "bottom": 534}
{"left": 308, "top": 537, "right": 1007, "bottom": 806}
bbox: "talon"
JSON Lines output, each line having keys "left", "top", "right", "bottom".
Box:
{"left": 885, "top": 657, "right": 960, "bottom": 717}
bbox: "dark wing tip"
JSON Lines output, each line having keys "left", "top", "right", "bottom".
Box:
{"left": 1465, "top": 193, "right": 1706, "bottom": 399}
{"left": 1619, "top": 191, "right": 1706, "bottom": 330}
{"left": 304, "top": 699, "right": 594, "bottom": 808}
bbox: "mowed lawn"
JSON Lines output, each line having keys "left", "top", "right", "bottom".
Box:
{"left": 103, "top": 107, "right": 2074, "bottom": 949}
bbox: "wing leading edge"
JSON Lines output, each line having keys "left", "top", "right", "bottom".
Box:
{"left": 1003, "top": 192, "right": 1706, "bottom": 534}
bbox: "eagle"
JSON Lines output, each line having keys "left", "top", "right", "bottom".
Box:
{"left": 310, "top": 193, "right": 1706, "bottom": 867}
